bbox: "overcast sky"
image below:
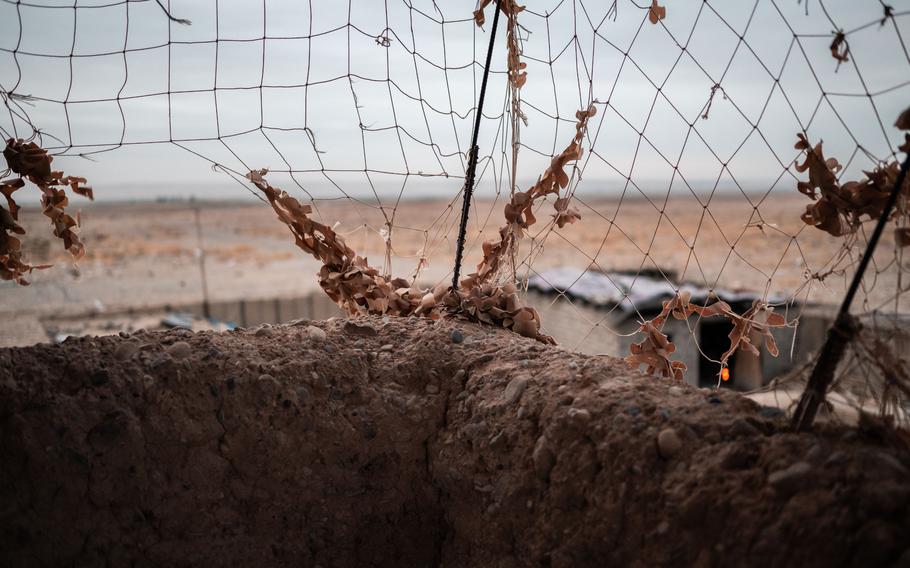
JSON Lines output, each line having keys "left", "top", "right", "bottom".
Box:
{"left": 1, "top": 0, "right": 908, "bottom": 203}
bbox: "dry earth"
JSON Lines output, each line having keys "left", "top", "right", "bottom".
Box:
{"left": 0, "top": 193, "right": 886, "bottom": 320}
{"left": 1, "top": 317, "right": 909, "bottom": 567}
{"left": 4, "top": 193, "right": 896, "bottom": 349}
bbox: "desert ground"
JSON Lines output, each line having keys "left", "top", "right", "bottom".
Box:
{"left": 1, "top": 191, "right": 905, "bottom": 347}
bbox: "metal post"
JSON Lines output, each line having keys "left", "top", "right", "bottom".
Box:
{"left": 792, "top": 153, "right": 910, "bottom": 431}
{"left": 452, "top": 0, "right": 503, "bottom": 291}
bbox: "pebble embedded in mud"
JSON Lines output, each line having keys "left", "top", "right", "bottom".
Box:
{"left": 462, "top": 418, "right": 488, "bottom": 438}
{"left": 489, "top": 430, "right": 507, "bottom": 451}
{"left": 502, "top": 377, "right": 528, "bottom": 405}
{"left": 668, "top": 386, "right": 684, "bottom": 396}
{"left": 305, "top": 326, "right": 326, "bottom": 342}
{"left": 532, "top": 436, "right": 555, "bottom": 480}
{"left": 805, "top": 443, "right": 826, "bottom": 464}
{"left": 451, "top": 329, "right": 464, "bottom": 344}
{"left": 343, "top": 321, "right": 376, "bottom": 337}
{"left": 768, "top": 461, "right": 812, "bottom": 495}
{"left": 148, "top": 353, "right": 173, "bottom": 370}
{"left": 567, "top": 407, "right": 592, "bottom": 425}
{"left": 720, "top": 444, "right": 758, "bottom": 470}
{"left": 114, "top": 341, "right": 138, "bottom": 361}
{"left": 167, "top": 341, "right": 192, "bottom": 359}
{"left": 657, "top": 428, "right": 682, "bottom": 459}
{"left": 863, "top": 451, "right": 908, "bottom": 477}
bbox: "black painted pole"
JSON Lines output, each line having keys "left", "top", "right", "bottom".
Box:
{"left": 792, "top": 153, "right": 910, "bottom": 431}
{"left": 452, "top": 0, "right": 502, "bottom": 291}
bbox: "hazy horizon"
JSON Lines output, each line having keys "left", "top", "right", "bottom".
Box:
{"left": 2, "top": 0, "right": 908, "bottom": 205}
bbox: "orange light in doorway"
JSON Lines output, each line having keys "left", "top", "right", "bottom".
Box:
{"left": 721, "top": 367, "right": 730, "bottom": 382}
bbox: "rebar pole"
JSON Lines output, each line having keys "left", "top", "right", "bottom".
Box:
{"left": 792, "top": 152, "right": 910, "bottom": 431}
{"left": 452, "top": 0, "right": 502, "bottom": 291}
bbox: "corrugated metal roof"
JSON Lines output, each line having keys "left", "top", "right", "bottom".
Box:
{"left": 527, "top": 266, "right": 781, "bottom": 316}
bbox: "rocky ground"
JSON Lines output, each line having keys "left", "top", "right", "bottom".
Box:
{"left": 1, "top": 317, "right": 909, "bottom": 567}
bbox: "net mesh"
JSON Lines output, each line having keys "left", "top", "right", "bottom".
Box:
{"left": 2, "top": 0, "right": 909, "bottom": 418}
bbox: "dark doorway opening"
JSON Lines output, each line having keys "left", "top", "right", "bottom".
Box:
{"left": 698, "top": 319, "right": 735, "bottom": 388}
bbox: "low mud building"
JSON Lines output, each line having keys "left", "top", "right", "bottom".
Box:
{"left": 524, "top": 267, "right": 805, "bottom": 390}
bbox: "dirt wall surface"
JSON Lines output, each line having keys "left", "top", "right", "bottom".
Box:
{"left": 1, "top": 317, "right": 909, "bottom": 567}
